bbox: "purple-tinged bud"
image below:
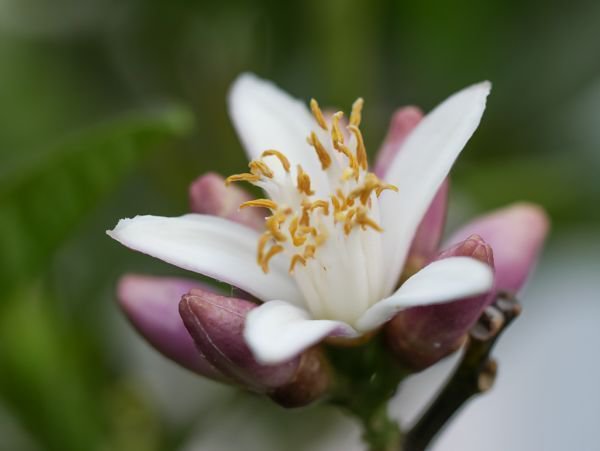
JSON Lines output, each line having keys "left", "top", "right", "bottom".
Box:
{"left": 189, "top": 172, "right": 265, "bottom": 230}
{"left": 179, "top": 291, "right": 331, "bottom": 406}
{"left": 404, "top": 180, "right": 449, "bottom": 276}
{"left": 375, "top": 107, "right": 448, "bottom": 278}
{"left": 385, "top": 235, "right": 495, "bottom": 371}
{"left": 117, "top": 274, "right": 225, "bottom": 380}
{"left": 374, "top": 106, "right": 423, "bottom": 178}
{"left": 447, "top": 202, "right": 549, "bottom": 294}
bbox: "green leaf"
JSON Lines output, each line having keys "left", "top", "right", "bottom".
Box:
{"left": 0, "top": 289, "right": 106, "bottom": 451}
{"left": 0, "top": 106, "right": 193, "bottom": 296}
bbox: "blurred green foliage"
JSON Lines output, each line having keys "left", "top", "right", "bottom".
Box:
{"left": 0, "top": 0, "right": 598, "bottom": 450}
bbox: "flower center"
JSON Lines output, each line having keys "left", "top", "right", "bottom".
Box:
{"left": 226, "top": 98, "right": 397, "bottom": 323}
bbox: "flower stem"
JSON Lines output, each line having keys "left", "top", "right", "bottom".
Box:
{"left": 402, "top": 293, "right": 521, "bottom": 451}
{"left": 326, "top": 336, "right": 407, "bottom": 451}
{"left": 358, "top": 402, "right": 403, "bottom": 451}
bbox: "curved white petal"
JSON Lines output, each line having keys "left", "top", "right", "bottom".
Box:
{"left": 379, "top": 82, "right": 491, "bottom": 294}
{"left": 227, "top": 73, "right": 329, "bottom": 196}
{"left": 107, "top": 214, "right": 303, "bottom": 305}
{"left": 356, "top": 257, "right": 494, "bottom": 332}
{"left": 244, "top": 301, "right": 357, "bottom": 364}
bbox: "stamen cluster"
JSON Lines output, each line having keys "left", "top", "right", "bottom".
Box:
{"left": 226, "top": 98, "right": 397, "bottom": 274}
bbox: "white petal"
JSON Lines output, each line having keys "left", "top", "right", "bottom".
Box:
{"left": 227, "top": 73, "right": 329, "bottom": 196}
{"left": 379, "top": 82, "right": 491, "bottom": 294}
{"left": 244, "top": 301, "right": 357, "bottom": 364}
{"left": 107, "top": 214, "right": 303, "bottom": 305}
{"left": 356, "top": 257, "right": 494, "bottom": 331}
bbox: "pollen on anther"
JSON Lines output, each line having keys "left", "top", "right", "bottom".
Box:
{"left": 348, "top": 125, "right": 368, "bottom": 170}
{"left": 288, "top": 216, "right": 307, "bottom": 247}
{"left": 261, "top": 245, "right": 284, "bottom": 273}
{"left": 289, "top": 254, "right": 307, "bottom": 273}
{"left": 239, "top": 199, "right": 278, "bottom": 211}
{"left": 331, "top": 111, "right": 345, "bottom": 145}
{"left": 265, "top": 214, "right": 287, "bottom": 241}
{"left": 262, "top": 150, "right": 291, "bottom": 172}
{"left": 296, "top": 165, "right": 315, "bottom": 195}
{"left": 225, "top": 173, "right": 260, "bottom": 185}
{"left": 249, "top": 160, "right": 274, "bottom": 178}
{"left": 350, "top": 98, "right": 364, "bottom": 127}
{"left": 356, "top": 208, "right": 384, "bottom": 232}
{"left": 310, "top": 99, "right": 329, "bottom": 130}
{"left": 307, "top": 132, "right": 331, "bottom": 170}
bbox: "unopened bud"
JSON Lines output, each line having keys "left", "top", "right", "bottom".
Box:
{"left": 374, "top": 106, "right": 423, "bottom": 178}
{"left": 385, "top": 235, "right": 495, "bottom": 370}
{"left": 117, "top": 274, "right": 225, "bottom": 380}
{"left": 189, "top": 172, "right": 265, "bottom": 229}
{"left": 374, "top": 107, "right": 448, "bottom": 277}
{"left": 447, "top": 202, "right": 549, "bottom": 294}
{"left": 179, "top": 290, "right": 331, "bottom": 406}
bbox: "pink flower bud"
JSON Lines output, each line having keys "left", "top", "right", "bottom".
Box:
{"left": 188, "top": 172, "right": 265, "bottom": 229}
{"left": 447, "top": 202, "right": 549, "bottom": 294}
{"left": 374, "top": 106, "right": 423, "bottom": 178}
{"left": 179, "top": 290, "right": 331, "bottom": 406}
{"left": 404, "top": 180, "right": 449, "bottom": 276}
{"left": 385, "top": 235, "right": 495, "bottom": 370}
{"left": 117, "top": 274, "right": 225, "bottom": 380}
{"left": 374, "top": 107, "right": 448, "bottom": 277}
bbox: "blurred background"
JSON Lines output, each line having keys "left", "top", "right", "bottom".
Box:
{"left": 0, "top": 1, "right": 599, "bottom": 450}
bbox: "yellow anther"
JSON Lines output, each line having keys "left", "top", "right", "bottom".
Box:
{"left": 356, "top": 208, "right": 384, "bottom": 232}
{"left": 307, "top": 132, "right": 332, "bottom": 170}
{"left": 299, "top": 205, "right": 311, "bottom": 226}
{"left": 227, "top": 95, "right": 391, "bottom": 274}
{"left": 310, "top": 99, "right": 328, "bottom": 131}
{"left": 257, "top": 232, "right": 272, "bottom": 263}
{"left": 343, "top": 208, "right": 357, "bottom": 235}
{"left": 296, "top": 165, "right": 315, "bottom": 196}
{"left": 341, "top": 166, "right": 357, "bottom": 182}
{"left": 334, "top": 141, "right": 359, "bottom": 175}
{"left": 288, "top": 216, "right": 307, "bottom": 247}
{"left": 304, "top": 245, "right": 316, "bottom": 259}
{"left": 225, "top": 173, "right": 260, "bottom": 185}
{"left": 309, "top": 200, "right": 330, "bottom": 215}
{"left": 261, "top": 245, "right": 284, "bottom": 273}
{"left": 239, "top": 199, "right": 278, "bottom": 210}
{"left": 249, "top": 160, "right": 274, "bottom": 178}
{"left": 347, "top": 125, "right": 368, "bottom": 170}
{"left": 300, "top": 225, "right": 318, "bottom": 236}
{"left": 265, "top": 214, "right": 287, "bottom": 241}
{"left": 331, "top": 195, "right": 342, "bottom": 214}
{"left": 376, "top": 183, "right": 399, "bottom": 196}
{"left": 262, "top": 150, "right": 290, "bottom": 172}
{"left": 289, "top": 254, "right": 307, "bottom": 273}
{"left": 331, "top": 111, "right": 345, "bottom": 145}
{"left": 350, "top": 186, "right": 372, "bottom": 205}
{"left": 350, "top": 97, "right": 364, "bottom": 127}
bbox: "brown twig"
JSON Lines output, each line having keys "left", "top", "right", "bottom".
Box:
{"left": 402, "top": 292, "right": 521, "bottom": 451}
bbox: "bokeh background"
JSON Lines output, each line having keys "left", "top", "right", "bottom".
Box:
{"left": 1, "top": 1, "right": 599, "bottom": 450}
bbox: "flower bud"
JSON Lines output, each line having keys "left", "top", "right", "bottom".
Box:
{"left": 404, "top": 180, "right": 449, "bottom": 276}
{"left": 385, "top": 235, "right": 495, "bottom": 370}
{"left": 374, "top": 107, "right": 448, "bottom": 277}
{"left": 117, "top": 274, "right": 225, "bottom": 380}
{"left": 188, "top": 172, "right": 265, "bottom": 229}
{"left": 447, "top": 202, "right": 549, "bottom": 294}
{"left": 179, "top": 290, "right": 331, "bottom": 406}
{"left": 374, "top": 106, "right": 423, "bottom": 178}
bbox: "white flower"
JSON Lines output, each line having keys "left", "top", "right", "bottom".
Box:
{"left": 108, "top": 74, "right": 494, "bottom": 365}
